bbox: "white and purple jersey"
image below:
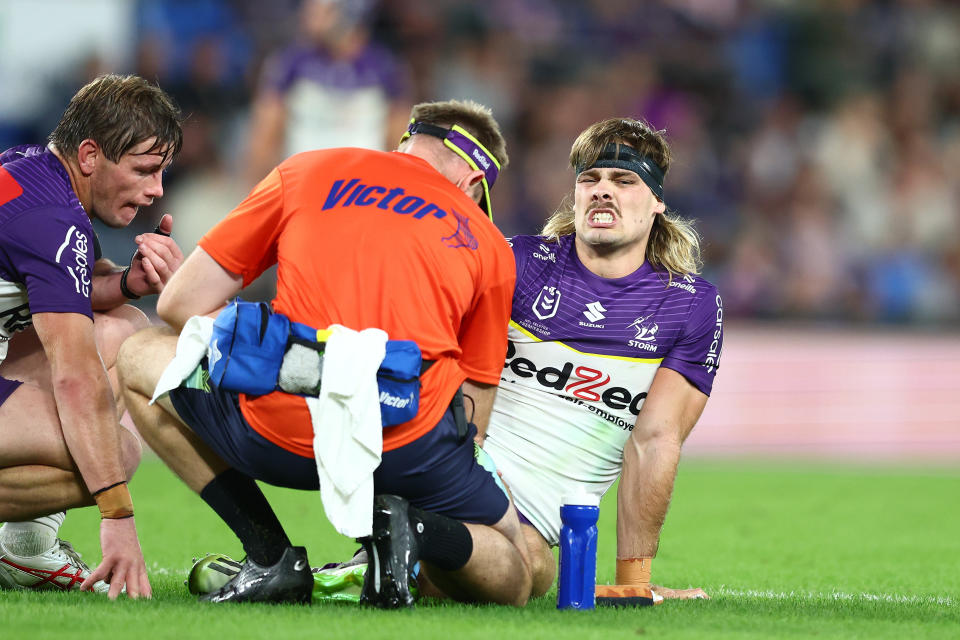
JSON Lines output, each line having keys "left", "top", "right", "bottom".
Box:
{"left": 0, "top": 145, "right": 95, "bottom": 364}
{"left": 261, "top": 42, "right": 405, "bottom": 154}
{"left": 484, "top": 234, "right": 723, "bottom": 545}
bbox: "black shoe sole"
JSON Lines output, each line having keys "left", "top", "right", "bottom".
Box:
{"left": 358, "top": 495, "right": 418, "bottom": 609}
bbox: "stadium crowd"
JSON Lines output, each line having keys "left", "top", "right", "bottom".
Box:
{"left": 4, "top": 0, "right": 959, "bottom": 324}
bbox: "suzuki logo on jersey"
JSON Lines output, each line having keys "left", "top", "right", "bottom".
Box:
{"left": 583, "top": 301, "right": 606, "bottom": 323}
{"left": 532, "top": 286, "right": 561, "bottom": 320}
{"left": 503, "top": 341, "right": 647, "bottom": 418}
{"left": 54, "top": 225, "right": 90, "bottom": 298}
{"left": 627, "top": 315, "right": 658, "bottom": 352}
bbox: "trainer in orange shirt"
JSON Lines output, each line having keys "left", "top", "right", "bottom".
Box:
{"left": 118, "top": 100, "right": 533, "bottom": 608}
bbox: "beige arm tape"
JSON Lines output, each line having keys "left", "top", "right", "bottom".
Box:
{"left": 94, "top": 483, "right": 134, "bottom": 519}
{"left": 616, "top": 557, "right": 653, "bottom": 586}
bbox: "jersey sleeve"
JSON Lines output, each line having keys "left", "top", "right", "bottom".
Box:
{"left": 659, "top": 287, "right": 723, "bottom": 396}
{"left": 458, "top": 238, "right": 516, "bottom": 384}
{"left": 2, "top": 208, "right": 94, "bottom": 318}
{"left": 198, "top": 168, "right": 285, "bottom": 287}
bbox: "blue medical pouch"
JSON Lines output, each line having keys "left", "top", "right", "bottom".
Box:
{"left": 208, "top": 299, "right": 289, "bottom": 396}
{"left": 207, "top": 299, "right": 424, "bottom": 427}
{"left": 376, "top": 340, "right": 423, "bottom": 427}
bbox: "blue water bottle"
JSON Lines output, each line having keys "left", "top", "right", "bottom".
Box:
{"left": 557, "top": 489, "right": 600, "bottom": 610}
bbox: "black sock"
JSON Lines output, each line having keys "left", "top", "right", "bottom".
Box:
{"left": 408, "top": 506, "right": 473, "bottom": 571}
{"left": 199, "top": 469, "right": 290, "bottom": 566}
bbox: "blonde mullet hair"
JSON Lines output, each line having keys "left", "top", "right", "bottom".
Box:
{"left": 542, "top": 118, "right": 702, "bottom": 277}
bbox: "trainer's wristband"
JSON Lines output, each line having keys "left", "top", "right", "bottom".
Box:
{"left": 616, "top": 557, "right": 653, "bottom": 586}
{"left": 119, "top": 266, "right": 140, "bottom": 299}
{"left": 93, "top": 481, "right": 134, "bottom": 519}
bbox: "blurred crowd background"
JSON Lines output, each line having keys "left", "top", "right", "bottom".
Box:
{"left": 2, "top": 0, "right": 959, "bottom": 325}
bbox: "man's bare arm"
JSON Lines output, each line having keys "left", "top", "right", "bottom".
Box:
{"left": 461, "top": 380, "right": 498, "bottom": 444}
{"left": 156, "top": 246, "right": 243, "bottom": 332}
{"left": 617, "top": 367, "right": 707, "bottom": 557}
{"left": 31, "top": 311, "right": 150, "bottom": 598}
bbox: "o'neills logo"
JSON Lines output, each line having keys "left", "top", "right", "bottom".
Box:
{"left": 704, "top": 294, "right": 723, "bottom": 373}
{"left": 54, "top": 225, "right": 90, "bottom": 298}
{"left": 504, "top": 342, "right": 647, "bottom": 416}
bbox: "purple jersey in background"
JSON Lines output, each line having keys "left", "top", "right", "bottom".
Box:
{"left": 260, "top": 42, "right": 405, "bottom": 154}
{"left": 0, "top": 144, "right": 95, "bottom": 363}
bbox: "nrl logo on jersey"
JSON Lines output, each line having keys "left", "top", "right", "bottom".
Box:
{"left": 532, "top": 243, "right": 557, "bottom": 263}
{"left": 532, "top": 285, "right": 561, "bottom": 320}
{"left": 627, "top": 314, "right": 659, "bottom": 352}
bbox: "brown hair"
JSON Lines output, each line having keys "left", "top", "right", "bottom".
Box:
{"left": 408, "top": 99, "right": 508, "bottom": 169}
{"left": 49, "top": 74, "right": 183, "bottom": 164}
{"left": 542, "top": 117, "right": 702, "bottom": 276}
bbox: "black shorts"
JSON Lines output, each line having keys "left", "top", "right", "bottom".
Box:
{"left": 168, "top": 382, "right": 509, "bottom": 525}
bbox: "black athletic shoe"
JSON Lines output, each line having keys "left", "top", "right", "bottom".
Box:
{"left": 199, "top": 546, "right": 313, "bottom": 604}
{"left": 357, "top": 494, "right": 419, "bottom": 609}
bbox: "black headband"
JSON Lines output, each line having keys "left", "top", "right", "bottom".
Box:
{"left": 575, "top": 143, "right": 665, "bottom": 200}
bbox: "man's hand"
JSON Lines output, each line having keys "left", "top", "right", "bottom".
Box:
{"left": 81, "top": 518, "right": 152, "bottom": 599}
{"left": 124, "top": 214, "right": 184, "bottom": 297}
{"left": 650, "top": 584, "right": 710, "bottom": 600}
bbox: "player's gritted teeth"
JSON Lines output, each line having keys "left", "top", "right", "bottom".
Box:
{"left": 588, "top": 207, "right": 617, "bottom": 227}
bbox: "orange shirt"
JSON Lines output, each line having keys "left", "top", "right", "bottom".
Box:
{"left": 199, "top": 148, "right": 515, "bottom": 454}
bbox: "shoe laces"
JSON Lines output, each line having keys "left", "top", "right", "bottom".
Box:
{"left": 52, "top": 539, "right": 92, "bottom": 572}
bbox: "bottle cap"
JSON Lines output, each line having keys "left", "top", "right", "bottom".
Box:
{"left": 561, "top": 488, "right": 600, "bottom": 507}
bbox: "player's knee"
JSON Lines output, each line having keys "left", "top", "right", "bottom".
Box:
{"left": 95, "top": 305, "right": 151, "bottom": 363}
{"left": 119, "top": 426, "right": 144, "bottom": 480}
{"left": 529, "top": 546, "right": 556, "bottom": 598}
{"left": 115, "top": 326, "right": 159, "bottom": 391}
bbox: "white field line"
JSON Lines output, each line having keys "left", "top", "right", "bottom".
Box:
{"left": 715, "top": 586, "right": 955, "bottom": 607}
{"left": 148, "top": 564, "right": 955, "bottom": 608}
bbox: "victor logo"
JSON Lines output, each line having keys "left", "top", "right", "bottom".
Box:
{"left": 379, "top": 391, "right": 413, "bottom": 408}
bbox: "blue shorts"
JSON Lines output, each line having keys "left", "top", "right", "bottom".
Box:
{"left": 168, "top": 380, "right": 509, "bottom": 526}
{"left": 0, "top": 375, "right": 23, "bottom": 407}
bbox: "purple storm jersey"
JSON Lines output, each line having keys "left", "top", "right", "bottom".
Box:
{"left": 0, "top": 145, "right": 95, "bottom": 364}
{"left": 261, "top": 42, "right": 405, "bottom": 154}
{"left": 483, "top": 234, "right": 723, "bottom": 544}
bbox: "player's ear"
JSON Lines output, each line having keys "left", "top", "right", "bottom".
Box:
{"left": 457, "top": 169, "right": 485, "bottom": 202}
{"left": 76, "top": 139, "right": 100, "bottom": 177}
{"left": 653, "top": 197, "right": 666, "bottom": 215}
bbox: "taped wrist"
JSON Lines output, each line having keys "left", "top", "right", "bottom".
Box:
{"left": 93, "top": 481, "right": 134, "bottom": 519}
{"left": 616, "top": 557, "right": 653, "bottom": 586}
{"left": 119, "top": 267, "right": 140, "bottom": 299}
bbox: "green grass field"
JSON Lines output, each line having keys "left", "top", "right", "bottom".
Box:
{"left": 4, "top": 456, "right": 958, "bottom": 639}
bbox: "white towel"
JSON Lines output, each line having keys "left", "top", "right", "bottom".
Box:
{"left": 150, "top": 315, "right": 215, "bottom": 404}
{"left": 309, "top": 324, "right": 387, "bottom": 538}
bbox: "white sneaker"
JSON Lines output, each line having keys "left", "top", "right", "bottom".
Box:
{"left": 0, "top": 538, "right": 108, "bottom": 593}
